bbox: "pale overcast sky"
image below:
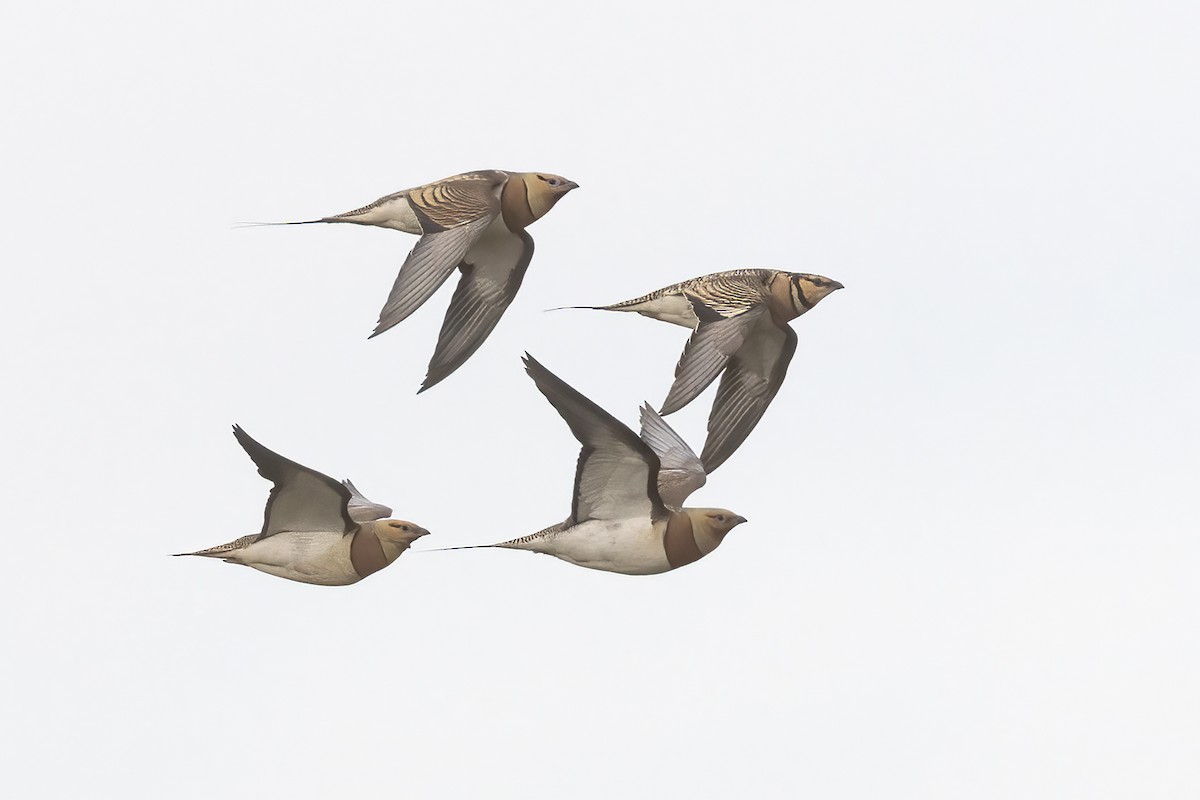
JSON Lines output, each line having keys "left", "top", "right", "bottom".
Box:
{"left": 1, "top": 1, "right": 1197, "bottom": 797}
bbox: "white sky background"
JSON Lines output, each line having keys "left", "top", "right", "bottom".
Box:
{"left": 1, "top": 1, "right": 1196, "bottom": 796}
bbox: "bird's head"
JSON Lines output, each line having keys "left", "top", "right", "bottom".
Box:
{"left": 375, "top": 519, "right": 431, "bottom": 548}
{"left": 688, "top": 508, "right": 749, "bottom": 540}
{"left": 788, "top": 273, "right": 844, "bottom": 315}
{"left": 502, "top": 172, "right": 578, "bottom": 229}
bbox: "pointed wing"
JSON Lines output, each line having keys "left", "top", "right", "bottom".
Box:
{"left": 639, "top": 404, "right": 706, "bottom": 508}
{"left": 420, "top": 228, "right": 535, "bottom": 392}
{"left": 370, "top": 215, "right": 495, "bottom": 338}
{"left": 342, "top": 479, "right": 393, "bottom": 523}
{"left": 700, "top": 317, "right": 798, "bottom": 472}
{"left": 233, "top": 426, "right": 354, "bottom": 538}
{"left": 661, "top": 299, "right": 766, "bottom": 415}
{"left": 523, "top": 355, "right": 668, "bottom": 525}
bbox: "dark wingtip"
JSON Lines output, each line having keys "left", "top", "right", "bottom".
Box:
{"left": 658, "top": 398, "right": 684, "bottom": 416}
{"left": 368, "top": 315, "right": 403, "bottom": 340}
{"left": 699, "top": 446, "right": 729, "bottom": 474}
{"left": 522, "top": 353, "right": 554, "bottom": 385}
{"left": 419, "top": 359, "right": 460, "bottom": 393}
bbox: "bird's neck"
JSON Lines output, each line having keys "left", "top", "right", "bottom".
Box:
{"left": 350, "top": 524, "right": 404, "bottom": 579}
{"left": 768, "top": 272, "right": 803, "bottom": 322}
{"left": 663, "top": 511, "right": 705, "bottom": 570}
{"left": 500, "top": 175, "right": 536, "bottom": 231}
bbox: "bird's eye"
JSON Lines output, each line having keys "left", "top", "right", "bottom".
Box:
{"left": 402, "top": 525, "right": 410, "bottom": 532}
{"left": 547, "top": 178, "right": 560, "bottom": 186}
{"left": 715, "top": 514, "right": 726, "bottom": 523}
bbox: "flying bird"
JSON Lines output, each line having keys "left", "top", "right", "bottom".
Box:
{"left": 284, "top": 169, "right": 577, "bottom": 391}
{"left": 446, "top": 355, "right": 746, "bottom": 575}
{"left": 580, "top": 269, "right": 843, "bottom": 472}
{"left": 174, "top": 426, "right": 430, "bottom": 586}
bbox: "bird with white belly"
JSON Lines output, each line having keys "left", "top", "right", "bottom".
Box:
{"left": 446, "top": 355, "right": 747, "bottom": 575}
{"left": 282, "top": 169, "right": 577, "bottom": 391}
{"left": 174, "top": 426, "right": 429, "bottom": 586}
{"left": 578, "top": 269, "right": 843, "bottom": 472}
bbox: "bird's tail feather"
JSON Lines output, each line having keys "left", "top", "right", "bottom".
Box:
{"left": 420, "top": 544, "right": 497, "bottom": 553}
{"left": 421, "top": 521, "right": 567, "bottom": 553}
{"left": 172, "top": 533, "right": 260, "bottom": 558}
{"left": 231, "top": 220, "right": 327, "bottom": 229}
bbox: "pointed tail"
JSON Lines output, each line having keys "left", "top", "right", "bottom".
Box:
{"left": 419, "top": 544, "right": 497, "bottom": 553}
{"left": 172, "top": 533, "right": 260, "bottom": 558}
{"left": 543, "top": 305, "right": 613, "bottom": 312}
{"left": 231, "top": 219, "right": 329, "bottom": 229}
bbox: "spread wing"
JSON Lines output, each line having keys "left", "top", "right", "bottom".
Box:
{"left": 661, "top": 299, "right": 766, "bottom": 415}
{"left": 700, "top": 316, "right": 798, "bottom": 472}
{"left": 420, "top": 227, "right": 535, "bottom": 392}
{"left": 638, "top": 403, "right": 706, "bottom": 509}
{"left": 369, "top": 173, "right": 510, "bottom": 339}
{"left": 523, "top": 355, "right": 668, "bottom": 525}
{"left": 342, "top": 479, "right": 393, "bottom": 523}
{"left": 370, "top": 215, "right": 495, "bottom": 338}
{"left": 233, "top": 426, "right": 354, "bottom": 538}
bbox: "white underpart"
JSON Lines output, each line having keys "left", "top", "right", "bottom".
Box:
{"left": 334, "top": 195, "right": 421, "bottom": 233}
{"left": 230, "top": 529, "right": 359, "bottom": 586}
{"left": 627, "top": 295, "right": 699, "bottom": 328}
{"left": 509, "top": 518, "right": 672, "bottom": 576}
